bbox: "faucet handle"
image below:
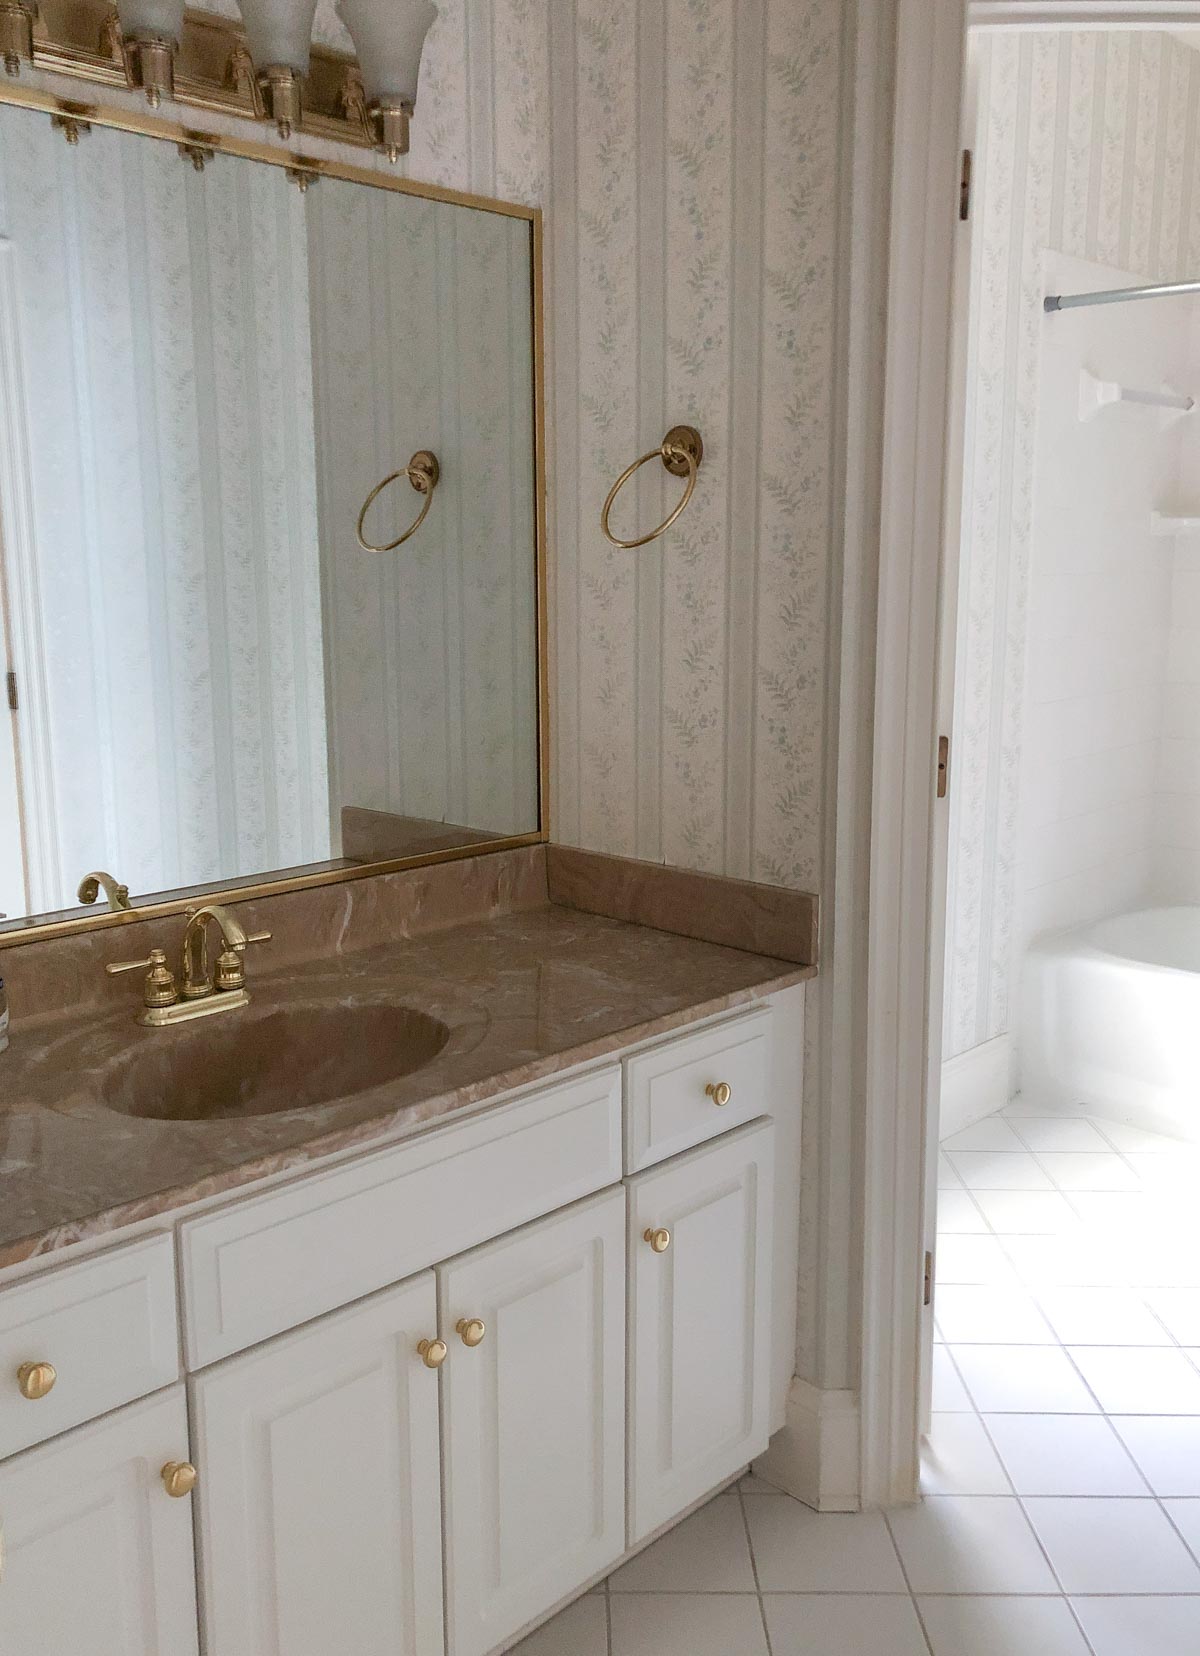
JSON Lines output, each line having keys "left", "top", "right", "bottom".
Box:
{"left": 214, "top": 931, "right": 272, "bottom": 993}
{"left": 106, "top": 949, "right": 179, "bottom": 1010}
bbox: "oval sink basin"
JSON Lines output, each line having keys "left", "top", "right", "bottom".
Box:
{"left": 99, "top": 1003, "right": 451, "bottom": 1123}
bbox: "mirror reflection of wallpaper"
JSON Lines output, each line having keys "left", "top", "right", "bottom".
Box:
{"left": 306, "top": 183, "right": 538, "bottom": 843}
{"left": 0, "top": 105, "right": 541, "bottom": 923}
{"left": 0, "top": 108, "right": 331, "bottom": 914}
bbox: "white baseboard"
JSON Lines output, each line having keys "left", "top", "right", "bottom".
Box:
{"left": 752, "top": 1378, "right": 860, "bottom": 1512}
{"left": 939, "top": 1034, "right": 1011, "bottom": 1141}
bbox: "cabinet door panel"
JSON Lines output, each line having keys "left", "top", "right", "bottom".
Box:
{"left": 0, "top": 1387, "right": 199, "bottom": 1656}
{"left": 628, "top": 1120, "right": 774, "bottom": 1541}
{"left": 192, "top": 1273, "right": 443, "bottom": 1656}
{"left": 439, "top": 1188, "right": 626, "bottom": 1656}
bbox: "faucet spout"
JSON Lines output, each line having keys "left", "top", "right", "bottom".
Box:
{"left": 78, "top": 871, "right": 133, "bottom": 912}
{"left": 181, "top": 904, "right": 251, "bottom": 1000}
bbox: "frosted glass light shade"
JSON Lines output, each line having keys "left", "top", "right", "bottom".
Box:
{"left": 336, "top": 0, "right": 437, "bottom": 107}
{"left": 115, "top": 0, "right": 185, "bottom": 40}
{"left": 236, "top": 0, "right": 319, "bottom": 71}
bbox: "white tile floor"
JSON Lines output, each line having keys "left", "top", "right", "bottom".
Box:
{"left": 509, "top": 1103, "right": 1200, "bottom": 1653}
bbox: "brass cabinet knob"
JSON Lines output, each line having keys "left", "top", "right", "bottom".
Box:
{"left": 161, "top": 1461, "right": 197, "bottom": 1499}
{"left": 417, "top": 1338, "right": 448, "bottom": 1370}
{"left": 706, "top": 1082, "right": 733, "bottom": 1107}
{"left": 644, "top": 1228, "right": 672, "bottom": 1254}
{"left": 16, "top": 1362, "right": 56, "bottom": 1401}
{"left": 456, "top": 1318, "right": 486, "bottom": 1348}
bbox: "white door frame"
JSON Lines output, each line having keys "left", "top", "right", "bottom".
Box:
{"left": 859, "top": 0, "right": 1200, "bottom": 1509}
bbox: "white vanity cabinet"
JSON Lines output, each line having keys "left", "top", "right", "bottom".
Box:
{"left": 0, "top": 1387, "right": 200, "bottom": 1655}
{"left": 627, "top": 1120, "right": 775, "bottom": 1541}
{"left": 0, "top": 992, "right": 803, "bottom": 1656}
{"left": 191, "top": 1272, "right": 445, "bottom": 1656}
{"left": 439, "top": 1188, "right": 626, "bottom": 1656}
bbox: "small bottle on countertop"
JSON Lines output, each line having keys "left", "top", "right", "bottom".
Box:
{"left": 0, "top": 976, "right": 8, "bottom": 1053}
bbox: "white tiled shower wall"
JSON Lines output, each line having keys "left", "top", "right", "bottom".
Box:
{"left": 1157, "top": 348, "right": 1200, "bottom": 904}
{"left": 1015, "top": 254, "right": 1194, "bottom": 970}
{"left": 945, "top": 31, "right": 1200, "bottom": 1067}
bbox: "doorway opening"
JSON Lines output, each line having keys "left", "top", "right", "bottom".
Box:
{"left": 922, "top": 19, "right": 1200, "bottom": 1636}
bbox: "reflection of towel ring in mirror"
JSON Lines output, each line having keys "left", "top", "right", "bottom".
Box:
{"left": 356, "top": 451, "right": 442, "bottom": 552}
{"left": 601, "top": 425, "right": 704, "bottom": 550}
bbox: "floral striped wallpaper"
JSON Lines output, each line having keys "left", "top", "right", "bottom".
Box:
{"left": 549, "top": 2, "right": 843, "bottom": 891}
{"left": 262, "top": 0, "right": 845, "bottom": 895}
{"left": 945, "top": 30, "right": 1200, "bottom": 1063}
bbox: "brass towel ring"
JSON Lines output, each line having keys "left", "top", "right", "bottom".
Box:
{"left": 356, "top": 451, "right": 441, "bottom": 553}
{"left": 601, "top": 426, "right": 704, "bottom": 550}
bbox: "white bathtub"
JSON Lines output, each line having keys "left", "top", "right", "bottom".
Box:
{"left": 1021, "top": 907, "right": 1200, "bottom": 1142}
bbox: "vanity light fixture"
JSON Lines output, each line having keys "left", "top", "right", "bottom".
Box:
{"left": 0, "top": 0, "right": 36, "bottom": 76}
{"left": 235, "top": 0, "right": 319, "bottom": 139}
{"left": 115, "top": 0, "right": 186, "bottom": 106}
{"left": 335, "top": 0, "right": 437, "bottom": 162}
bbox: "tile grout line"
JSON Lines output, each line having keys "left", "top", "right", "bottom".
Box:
{"left": 945, "top": 1127, "right": 1144, "bottom": 1418}
{"left": 878, "top": 1508, "right": 936, "bottom": 1655}
{"left": 935, "top": 1103, "right": 1200, "bottom": 1640}
{"left": 955, "top": 1113, "right": 1200, "bottom": 1379}
{"left": 735, "top": 1483, "right": 775, "bottom": 1656}
{"left": 930, "top": 1239, "right": 1103, "bottom": 1656}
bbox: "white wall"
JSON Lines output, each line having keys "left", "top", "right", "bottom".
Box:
{"left": 1157, "top": 333, "right": 1200, "bottom": 902}
{"left": 944, "top": 29, "right": 1200, "bottom": 1075}
{"left": 1017, "top": 252, "right": 1184, "bottom": 984}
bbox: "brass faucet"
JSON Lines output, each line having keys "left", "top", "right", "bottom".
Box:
{"left": 78, "top": 871, "right": 133, "bottom": 912}
{"left": 106, "top": 904, "right": 271, "bottom": 1028}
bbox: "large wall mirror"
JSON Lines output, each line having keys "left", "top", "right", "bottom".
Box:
{"left": 0, "top": 95, "right": 545, "bottom": 940}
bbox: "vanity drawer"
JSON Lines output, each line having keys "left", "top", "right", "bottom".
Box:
{"left": 624, "top": 1009, "right": 771, "bottom": 1173}
{"left": 180, "top": 1066, "right": 622, "bottom": 1367}
{"left": 0, "top": 1234, "right": 179, "bottom": 1460}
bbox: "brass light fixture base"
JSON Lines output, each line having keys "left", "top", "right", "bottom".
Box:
{"left": 123, "top": 30, "right": 175, "bottom": 107}
{"left": 375, "top": 97, "right": 411, "bottom": 162}
{"left": 0, "top": 0, "right": 35, "bottom": 76}
{"left": 260, "top": 62, "right": 301, "bottom": 138}
{"left": 18, "top": 0, "right": 385, "bottom": 151}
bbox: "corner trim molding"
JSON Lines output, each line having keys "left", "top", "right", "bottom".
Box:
{"left": 753, "top": 1379, "right": 861, "bottom": 1513}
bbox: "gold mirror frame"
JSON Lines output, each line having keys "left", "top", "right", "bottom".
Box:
{"left": 0, "top": 81, "right": 549, "bottom": 950}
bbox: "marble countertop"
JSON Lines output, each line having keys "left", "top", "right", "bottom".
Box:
{"left": 0, "top": 905, "right": 812, "bottom": 1269}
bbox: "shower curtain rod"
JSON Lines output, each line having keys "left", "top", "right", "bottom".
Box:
{"left": 1044, "top": 278, "right": 1200, "bottom": 313}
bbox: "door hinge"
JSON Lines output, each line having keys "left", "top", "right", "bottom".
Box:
{"left": 5, "top": 670, "right": 16, "bottom": 713}
{"left": 924, "top": 1250, "right": 934, "bottom": 1308}
{"left": 937, "top": 735, "right": 950, "bottom": 800}
{"left": 959, "top": 148, "right": 972, "bottom": 221}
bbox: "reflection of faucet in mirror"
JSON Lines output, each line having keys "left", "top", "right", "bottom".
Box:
{"left": 78, "top": 871, "right": 133, "bottom": 912}
{"left": 106, "top": 904, "right": 272, "bottom": 1028}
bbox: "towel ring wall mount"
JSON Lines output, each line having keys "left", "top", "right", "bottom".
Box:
{"left": 356, "top": 450, "right": 442, "bottom": 553}
{"left": 601, "top": 425, "right": 704, "bottom": 550}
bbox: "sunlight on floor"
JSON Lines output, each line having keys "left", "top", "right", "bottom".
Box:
{"left": 512, "top": 1101, "right": 1200, "bottom": 1655}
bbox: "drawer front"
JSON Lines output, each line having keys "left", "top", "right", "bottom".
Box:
{"left": 0, "top": 1234, "right": 179, "bottom": 1459}
{"left": 180, "top": 1066, "right": 622, "bottom": 1367}
{"left": 624, "top": 1009, "right": 771, "bottom": 1173}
